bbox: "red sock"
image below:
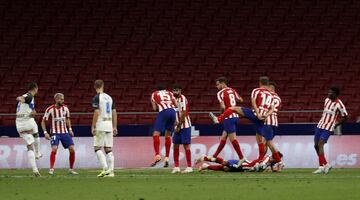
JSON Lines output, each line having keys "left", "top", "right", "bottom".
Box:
{"left": 185, "top": 149, "right": 192, "bottom": 167}
{"left": 272, "top": 151, "right": 281, "bottom": 163}
{"left": 247, "top": 159, "right": 259, "bottom": 167}
{"left": 319, "top": 154, "right": 327, "bottom": 166}
{"left": 208, "top": 164, "right": 225, "bottom": 171}
{"left": 173, "top": 146, "right": 179, "bottom": 167}
{"left": 258, "top": 143, "right": 266, "bottom": 160}
{"left": 165, "top": 136, "right": 171, "bottom": 157}
{"left": 50, "top": 151, "right": 57, "bottom": 169}
{"left": 213, "top": 140, "right": 226, "bottom": 157}
{"left": 231, "top": 140, "right": 244, "bottom": 159}
{"left": 218, "top": 109, "right": 234, "bottom": 122}
{"left": 153, "top": 135, "right": 160, "bottom": 156}
{"left": 69, "top": 151, "right": 75, "bottom": 169}
{"left": 215, "top": 156, "right": 224, "bottom": 164}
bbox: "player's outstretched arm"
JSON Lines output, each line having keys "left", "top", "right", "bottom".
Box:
{"left": 112, "top": 109, "right": 118, "bottom": 136}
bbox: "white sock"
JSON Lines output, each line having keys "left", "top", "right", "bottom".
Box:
{"left": 33, "top": 136, "right": 41, "bottom": 155}
{"left": 106, "top": 152, "right": 114, "bottom": 172}
{"left": 96, "top": 150, "right": 108, "bottom": 171}
{"left": 27, "top": 150, "right": 38, "bottom": 172}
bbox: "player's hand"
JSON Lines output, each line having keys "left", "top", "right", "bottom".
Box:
{"left": 91, "top": 127, "right": 96, "bottom": 136}
{"left": 175, "top": 126, "right": 181, "bottom": 133}
{"left": 257, "top": 114, "right": 264, "bottom": 120}
{"left": 113, "top": 128, "right": 118, "bottom": 136}
{"left": 69, "top": 129, "right": 74, "bottom": 137}
{"left": 30, "top": 110, "right": 37, "bottom": 118}
{"left": 44, "top": 132, "right": 51, "bottom": 140}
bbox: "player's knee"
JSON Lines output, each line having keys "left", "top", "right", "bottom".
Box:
{"left": 33, "top": 132, "right": 39, "bottom": 138}
{"left": 105, "top": 148, "right": 112, "bottom": 154}
{"left": 69, "top": 146, "right": 75, "bottom": 153}
{"left": 94, "top": 147, "right": 101, "bottom": 152}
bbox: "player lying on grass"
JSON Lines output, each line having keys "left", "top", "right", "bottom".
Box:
{"left": 209, "top": 77, "right": 283, "bottom": 169}
{"left": 196, "top": 153, "right": 283, "bottom": 172}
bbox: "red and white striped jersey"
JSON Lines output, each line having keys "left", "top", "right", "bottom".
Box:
{"left": 175, "top": 94, "right": 192, "bottom": 129}
{"left": 43, "top": 105, "right": 70, "bottom": 134}
{"left": 317, "top": 98, "right": 348, "bottom": 132}
{"left": 217, "top": 87, "right": 241, "bottom": 119}
{"left": 251, "top": 87, "right": 274, "bottom": 117}
{"left": 151, "top": 90, "right": 176, "bottom": 112}
{"left": 265, "top": 92, "right": 282, "bottom": 126}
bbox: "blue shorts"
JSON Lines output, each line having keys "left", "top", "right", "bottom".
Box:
{"left": 227, "top": 159, "right": 239, "bottom": 167}
{"left": 51, "top": 133, "right": 74, "bottom": 149}
{"left": 172, "top": 127, "right": 191, "bottom": 145}
{"left": 154, "top": 108, "right": 176, "bottom": 133}
{"left": 314, "top": 128, "right": 332, "bottom": 144}
{"left": 259, "top": 125, "right": 274, "bottom": 141}
{"left": 223, "top": 117, "right": 239, "bottom": 134}
{"left": 242, "top": 107, "right": 265, "bottom": 135}
{"left": 272, "top": 126, "right": 279, "bottom": 137}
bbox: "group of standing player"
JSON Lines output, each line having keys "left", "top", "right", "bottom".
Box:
{"left": 15, "top": 75, "right": 348, "bottom": 176}
{"left": 15, "top": 80, "right": 117, "bottom": 177}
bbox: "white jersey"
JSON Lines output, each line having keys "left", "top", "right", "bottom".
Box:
{"left": 16, "top": 92, "right": 35, "bottom": 122}
{"left": 43, "top": 104, "right": 70, "bottom": 134}
{"left": 92, "top": 92, "right": 115, "bottom": 132}
{"left": 317, "top": 98, "right": 348, "bottom": 132}
{"left": 175, "top": 94, "right": 191, "bottom": 129}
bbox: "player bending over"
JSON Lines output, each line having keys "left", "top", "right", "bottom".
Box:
{"left": 41, "top": 93, "right": 78, "bottom": 175}
{"left": 150, "top": 84, "right": 178, "bottom": 167}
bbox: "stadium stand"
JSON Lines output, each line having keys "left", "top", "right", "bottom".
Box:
{"left": 0, "top": 0, "right": 359, "bottom": 125}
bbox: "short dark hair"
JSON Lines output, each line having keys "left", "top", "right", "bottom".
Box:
{"left": 269, "top": 81, "right": 277, "bottom": 88}
{"left": 94, "top": 80, "right": 104, "bottom": 89}
{"left": 259, "top": 76, "right": 269, "bottom": 86}
{"left": 157, "top": 84, "right": 166, "bottom": 90}
{"left": 27, "top": 82, "right": 38, "bottom": 90}
{"left": 172, "top": 83, "right": 182, "bottom": 90}
{"left": 330, "top": 86, "right": 340, "bottom": 96}
{"left": 216, "top": 77, "right": 227, "bottom": 84}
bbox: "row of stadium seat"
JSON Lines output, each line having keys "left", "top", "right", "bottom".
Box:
{"left": 1, "top": 0, "right": 360, "bottom": 125}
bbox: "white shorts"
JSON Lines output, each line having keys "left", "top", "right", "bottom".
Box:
{"left": 20, "top": 133, "right": 35, "bottom": 145}
{"left": 16, "top": 119, "right": 38, "bottom": 134}
{"left": 93, "top": 131, "right": 113, "bottom": 147}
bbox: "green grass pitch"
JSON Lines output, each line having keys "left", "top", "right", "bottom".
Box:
{"left": 1, "top": 168, "right": 359, "bottom": 200}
